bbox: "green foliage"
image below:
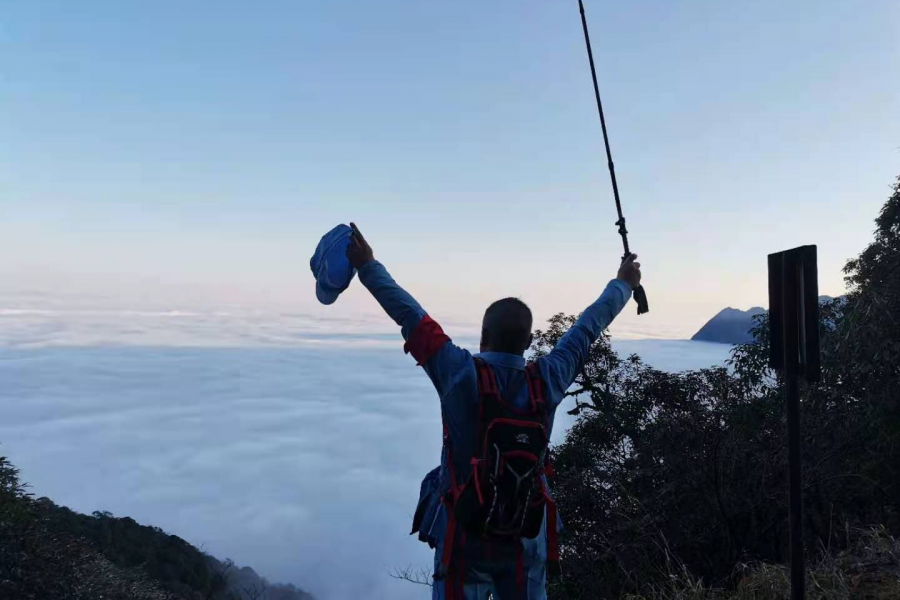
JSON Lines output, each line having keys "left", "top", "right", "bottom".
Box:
{"left": 0, "top": 455, "right": 312, "bottom": 600}
{"left": 36, "top": 503, "right": 220, "bottom": 598}
{"left": 1, "top": 455, "right": 117, "bottom": 600}
{"left": 541, "top": 175, "right": 900, "bottom": 599}
{"left": 0, "top": 455, "right": 27, "bottom": 499}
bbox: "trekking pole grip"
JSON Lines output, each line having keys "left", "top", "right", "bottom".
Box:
{"left": 621, "top": 251, "right": 649, "bottom": 315}
{"left": 633, "top": 285, "right": 649, "bottom": 315}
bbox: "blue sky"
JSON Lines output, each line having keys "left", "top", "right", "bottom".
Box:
{"left": 2, "top": 0, "right": 898, "bottom": 336}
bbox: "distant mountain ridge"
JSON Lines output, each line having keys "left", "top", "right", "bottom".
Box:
{"left": 691, "top": 306, "right": 767, "bottom": 344}
{"left": 692, "top": 296, "right": 835, "bottom": 345}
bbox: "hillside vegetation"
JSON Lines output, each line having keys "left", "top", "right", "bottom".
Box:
{"left": 534, "top": 176, "right": 900, "bottom": 599}
{"left": 0, "top": 456, "right": 312, "bottom": 600}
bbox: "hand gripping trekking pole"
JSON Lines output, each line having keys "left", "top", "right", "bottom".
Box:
{"left": 578, "top": 0, "right": 649, "bottom": 315}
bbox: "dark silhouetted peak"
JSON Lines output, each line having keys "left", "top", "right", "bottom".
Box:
{"left": 692, "top": 297, "right": 839, "bottom": 345}
{"left": 692, "top": 307, "right": 765, "bottom": 344}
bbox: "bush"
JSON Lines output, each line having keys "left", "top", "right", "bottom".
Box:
{"left": 541, "top": 176, "right": 900, "bottom": 599}
{"left": 0, "top": 454, "right": 298, "bottom": 600}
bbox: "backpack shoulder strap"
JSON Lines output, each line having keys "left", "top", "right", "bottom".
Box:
{"left": 477, "top": 357, "right": 542, "bottom": 416}
{"left": 525, "top": 360, "right": 547, "bottom": 415}
{"left": 439, "top": 358, "right": 497, "bottom": 596}
{"left": 474, "top": 357, "right": 500, "bottom": 399}
{"left": 525, "top": 359, "right": 560, "bottom": 575}
{"left": 472, "top": 357, "right": 499, "bottom": 455}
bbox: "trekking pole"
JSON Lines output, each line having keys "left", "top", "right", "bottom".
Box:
{"left": 577, "top": 0, "right": 649, "bottom": 315}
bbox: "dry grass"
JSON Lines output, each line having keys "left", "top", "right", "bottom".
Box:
{"left": 621, "top": 527, "right": 900, "bottom": 600}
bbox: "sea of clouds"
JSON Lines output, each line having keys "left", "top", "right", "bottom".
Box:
{"left": 0, "top": 306, "right": 730, "bottom": 600}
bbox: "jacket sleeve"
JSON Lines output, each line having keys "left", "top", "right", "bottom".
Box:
{"left": 541, "top": 279, "right": 632, "bottom": 407}
{"left": 358, "top": 260, "right": 471, "bottom": 398}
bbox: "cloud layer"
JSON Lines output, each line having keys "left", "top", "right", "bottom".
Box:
{"left": 0, "top": 307, "right": 730, "bottom": 599}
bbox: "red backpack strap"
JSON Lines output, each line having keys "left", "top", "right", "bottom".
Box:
{"left": 439, "top": 503, "right": 468, "bottom": 599}
{"left": 440, "top": 359, "right": 499, "bottom": 595}
{"left": 474, "top": 357, "right": 500, "bottom": 398}
{"left": 525, "top": 360, "right": 547, "bottom": 414}
{"left": 437, "top": 398, "right": 459, "bottom": 589}
{"left": 529, "top": 361, "right": 559, "bottom": 573}
{"left": 439, "top": 509, "right": 457, "bottom": 592}
{"left": 438, "top": 444, "right": 461, "bottom": 597}
{"left": 542, "top": 478, "right": 561, "bottom": 573}
{"left": 473, "top": 357, "right": 498, "bottom": 454}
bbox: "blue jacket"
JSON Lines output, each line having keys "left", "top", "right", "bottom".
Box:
{"left": 358, "top": 260, "right": 631, "bottom": 563}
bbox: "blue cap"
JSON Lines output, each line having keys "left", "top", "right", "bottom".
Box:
{"left": 310, "top": 224, "right": 357, "bottom": 305}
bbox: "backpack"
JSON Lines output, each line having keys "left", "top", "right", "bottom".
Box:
{"left": 435, "top": 358, "right": 560, "bottom": 595}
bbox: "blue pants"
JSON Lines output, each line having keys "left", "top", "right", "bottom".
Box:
{"left": 432, "top": 547, "right": 547, "bottom": 600}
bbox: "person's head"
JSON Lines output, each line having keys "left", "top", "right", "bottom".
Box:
{"left": 480, "top": 297, "right": 533, "bottom": 356}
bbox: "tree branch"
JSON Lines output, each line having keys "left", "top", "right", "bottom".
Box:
{"left": 390, "top": 565, "right": 433, "bottom": 588}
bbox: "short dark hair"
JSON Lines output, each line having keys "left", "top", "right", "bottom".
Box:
{"left": 481, "top": 297, "right": 533, "bottom": 355}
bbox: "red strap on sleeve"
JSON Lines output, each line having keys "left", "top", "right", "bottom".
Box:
{"left": 403, "top": 315, "right": 451, "bottom": 366}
